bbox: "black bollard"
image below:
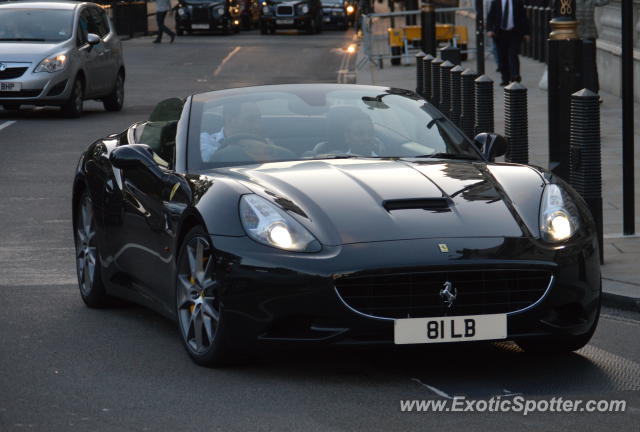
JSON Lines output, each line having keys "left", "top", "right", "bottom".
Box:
{"left": 439, "top": 60, "right": 454, "bottom": 116}
{"left": 422, "top": 54, "right": 435, "bottom": 101}
{"left": 450, "top": 65, "right": 464, "bottom": 126}
{"left": 461, "top": 69, "right": 477, "bottom": 138}
{"left": 570, "top": 88, "right": 603, "bottom": 262}
{"left": 416, "top": 51, "right": 426, "bottom": 96}
{"left": 474, "top": 75, "right": 494, "bottom": 135}
{"left": 440, "top": 45, "right": 461, "bottom": 65}
{"left": 548, "top": 1, "right": 582, "bottom": 180}
{"left": 504, "top": 82, "right": 529, "bottom": 164}
{"left": 430, "top": 57, "right": 443, "bottom": 109}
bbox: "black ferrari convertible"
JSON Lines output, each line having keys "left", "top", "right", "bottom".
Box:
{"left": 72, "top": 84, "right": 601, "bottom": 366}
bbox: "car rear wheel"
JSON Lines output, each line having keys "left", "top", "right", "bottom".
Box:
{"left": 102, "top": 73, "right": 125, "bottom": 112}
{"left": 176, "top": 226, "right": 239, "bottom": 366}
{"left": 75, "top": 191, "right": 110, "bottom": 308}
{"left": 61, "top": 77, "right": 84, "bottom": 118}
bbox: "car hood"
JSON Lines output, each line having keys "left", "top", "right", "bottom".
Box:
{"left": 212, "top": 159, "right": 546, "bottom": 246}
{"left": 0, "top": 42, "right": 68, "bottom": 62}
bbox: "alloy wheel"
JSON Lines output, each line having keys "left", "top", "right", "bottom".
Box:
{"left": 177, "top": 236, "right": 220, "bottom": 354}
{"left": 76, "top": 195, "right": 97, "bottom": 296}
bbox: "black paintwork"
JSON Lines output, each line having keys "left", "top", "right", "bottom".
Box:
{"left": 72, "top": 84, "right": 601, "bottom": 351}
{"left": 175, "top": 0, "right": 242, "bottom": 35}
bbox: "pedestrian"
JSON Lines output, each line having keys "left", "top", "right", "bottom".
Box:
{"left": 486, "top": 0, "right": 530, "bottom": 86}
{"left": 154, "top": 0, "right": 175, "bottom": 44}
{"left": 576, "top": 0, "right": 608, "bottom": 94}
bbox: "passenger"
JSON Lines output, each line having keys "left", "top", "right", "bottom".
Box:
{"left": 200, "top": 101, "right": 270, "bottom": 162}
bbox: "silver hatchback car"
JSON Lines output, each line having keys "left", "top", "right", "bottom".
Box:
{"left": 0, "top": 1, "right": 125, "bottom": 117}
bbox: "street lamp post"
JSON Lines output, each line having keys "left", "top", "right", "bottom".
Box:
{"left": 621, "top": 0, "right": 635, "bottom": 235}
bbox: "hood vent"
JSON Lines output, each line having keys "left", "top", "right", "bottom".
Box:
{"left": 383, "top": 198, "right": 451, "bottom": 212}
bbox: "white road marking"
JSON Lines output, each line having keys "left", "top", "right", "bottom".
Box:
{"left": 410, "top": 378, "right": 453, "bottom": 399}
{"left": 0, "top": 120, "right": 16, "bottom": 131}
{"left": 213, "top": 46, "right": 241, "bottom": 77}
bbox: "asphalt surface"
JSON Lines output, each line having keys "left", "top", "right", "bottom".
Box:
{"left": 0, "top": 30, "right": 639, "bottom": 431}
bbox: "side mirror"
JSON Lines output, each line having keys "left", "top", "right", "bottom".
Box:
{"left": 110, "top": 144, "right": 156, "bottom": 169}
{"left": 87, "top": 33, "right": 101, "bottom": 46}
{"left": 473, "top": 132, "right": 507, "bottom": 162}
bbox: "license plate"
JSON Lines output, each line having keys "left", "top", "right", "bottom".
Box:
{"left": 191, "top": 23, "right": 210, "bottom": 29}
{"left": 323, "top": 17, "right": 331, "bottom": 22}
{"left": 394, "top": 313, "right": 507, "bottom": 344}
{"left": 0, "top": 82, "right": 21, "bottom": 92}
{"left": 276, "top": 19, "right": 294, "bottom": 25}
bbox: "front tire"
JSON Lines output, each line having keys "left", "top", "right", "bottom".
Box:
{"left": 175, "top": 226, "right": 239, "bottom": 367}
{"left": 75, "top": 191, "right": 110, "bottom": 308}
{"left": 61, "top": 77, "right": 84, "bottom": 118}
{"left": 102, "top": 73, "right": 124, "bottom": 112}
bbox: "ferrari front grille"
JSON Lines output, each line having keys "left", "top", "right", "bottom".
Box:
{"left": 276, "top": 5, "right": 294, "bottom": 15}
{"left": 335, "top": 269, "right": 553, "bottom": 319}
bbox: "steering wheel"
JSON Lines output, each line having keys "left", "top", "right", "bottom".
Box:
{"left": 221, "top": 133, "right": 269, "bottom": 148}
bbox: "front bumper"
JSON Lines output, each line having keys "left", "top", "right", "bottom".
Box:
{"left": 209, "top": 235, "right": 601, "bottom": 349}
{"left": 0, "top": 64, "right": 73, "bottom": 106}
{"left": 176, "top": 14, "right": 239, "bottom": 32}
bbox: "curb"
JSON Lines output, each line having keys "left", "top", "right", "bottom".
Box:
{"left": 602, "top": 292, "right": 640, "bottom": 313}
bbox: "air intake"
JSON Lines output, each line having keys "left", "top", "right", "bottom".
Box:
{"left": 382, "top": 198, "right": 450, "bottom": 212}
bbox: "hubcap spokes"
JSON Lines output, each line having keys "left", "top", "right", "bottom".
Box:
{"left": 177, "top": 237, "right": 219, "bottom": 353}
{"left": 76, "top": 197, "right": 97, "bottom": 295}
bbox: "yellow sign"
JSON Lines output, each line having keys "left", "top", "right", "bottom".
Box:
{"left": 438, "top": 243, "right": 449, "bottom": 253}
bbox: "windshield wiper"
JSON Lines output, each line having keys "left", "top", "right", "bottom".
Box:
{"left": 411, "top": 153, "right": 479, "bottom": 160}
{"left": 307, "top": 154, "right": 362, "bottom": 160}
{"left": 0, "top": 38, "right": 47, "bottom": 41}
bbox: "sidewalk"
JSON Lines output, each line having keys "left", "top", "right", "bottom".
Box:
{"left": 355, "top": 49, "right": 640, "bottom": 311}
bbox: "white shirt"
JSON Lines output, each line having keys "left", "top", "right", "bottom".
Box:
{"left": 501, "top": 0, "right": 514, "bottom": 31}
{"left": 200, "top": 128, "right": 224, "bottom": 161}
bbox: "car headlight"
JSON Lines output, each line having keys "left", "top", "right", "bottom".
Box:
{"left": 34, "top": 53, "right": 68, "bottom": 73}
{"left": 178, "top": 7, "right": 187, "bottom": 16}
{"left": 215, "top": 6, "right": 225, "bottom": 16}
{"left": 262, "top": 5, "right": 270, "bottom": 14}
{"left": 346, "top": 5, "right": 354, "bottom": 14}
{"left": 240, "top": 194, "right": 321, "bottom": 252}
{"left": 298, "top": 3, "right": 309, "bottom": 14}
{"left": 539, "top": 184, "right": 580, "bottom": 243}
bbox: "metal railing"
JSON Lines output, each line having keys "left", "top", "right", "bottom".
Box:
{"left": 358, "top": 7, "right": 475, "bottom": 69}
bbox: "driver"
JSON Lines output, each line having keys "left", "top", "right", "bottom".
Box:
{"left": 200, "top": 101, "right": 271, "bottom": 161}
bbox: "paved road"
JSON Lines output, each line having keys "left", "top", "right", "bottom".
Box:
{"left": 0, "top": 30, "right": 639, "bottom": 431}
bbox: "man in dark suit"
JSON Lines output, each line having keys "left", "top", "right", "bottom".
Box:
{"left": 486, "top": 0, "right": 531, "bottom": 86}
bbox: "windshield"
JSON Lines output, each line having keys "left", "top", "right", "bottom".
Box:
{"left": 0, "top": 9, "right": 74, "bottom": 42}
{"left": 188, "top": 86, "right": 480, "bottom": 170}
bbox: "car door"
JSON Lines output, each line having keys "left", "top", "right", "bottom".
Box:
{"left": 89, "top": 6, "right": 117, "bottom": 92}
{"left": 76, "top": 8, "right": 102, "bottom": 96}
